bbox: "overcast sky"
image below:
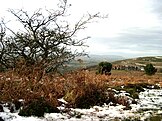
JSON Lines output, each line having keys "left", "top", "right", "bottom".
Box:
{"left": 0, "top": 0, "right": 162, "bottom": 58}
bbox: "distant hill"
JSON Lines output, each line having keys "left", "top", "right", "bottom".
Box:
{"left": 112, "top": 56, "right": 162, "bottom": 69}
{"left": 87, "top": 54, "right": 125, "bottom": 62}
{"left": 62, "top": 56, "right": 162, "bottom": 73}
{"left": 74, "top": 54, "right": 125, "bottom": 67}
{"left": 61, "top": 55, "right": 125, "bottom": 72}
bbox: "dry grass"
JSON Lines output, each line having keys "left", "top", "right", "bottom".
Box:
{"left": 0, "top": 67, "right": 162, "bottom": 108}
{"left": 110, "top": 70, "right": 162, "bottom": 86}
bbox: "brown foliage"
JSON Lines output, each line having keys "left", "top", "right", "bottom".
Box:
{"left": 0, "top": 68, "right": 162, "bottom": 108}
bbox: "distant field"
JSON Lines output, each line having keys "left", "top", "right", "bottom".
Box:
{"left": 112, "top": 56, "right": 162, "bottom": 69}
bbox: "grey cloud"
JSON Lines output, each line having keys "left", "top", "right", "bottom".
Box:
{"left": 87, "top": 0, "right": 162, "bottom": 57}
{"left": 146, "top": 0, "right": 162, "bottom": 21}
{"left": 90, "top": 26, "right": 162, "bottom": 57}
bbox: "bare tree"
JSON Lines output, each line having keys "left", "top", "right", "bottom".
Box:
{"left": 0, "top": 0, "right": 106, "bottom": 73}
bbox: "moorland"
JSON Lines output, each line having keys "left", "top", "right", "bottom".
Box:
{"left": 0, "top": 55, "right": 162, "bottom": 120}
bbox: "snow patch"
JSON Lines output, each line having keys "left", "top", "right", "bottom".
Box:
{"left": 1, "top": 88, "right": 162, "bottom": 121}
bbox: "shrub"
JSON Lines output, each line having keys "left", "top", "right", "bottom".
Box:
{"left": 18, "top": 98, "right": 60, "bottom": 117}
{"left": 144, "top": 63, "right": 157, "bottom": 75}
{"left": 74, "top": 84, "right": 108, "bottom": 109}
{"left": 64, "top": 82, "right": 133, "bottom": 109}
{"left": 98, "top": 61, "right": 112, "bottom": 75}
{"left": 64, "top": 83, "right": 108, "bottom": 109}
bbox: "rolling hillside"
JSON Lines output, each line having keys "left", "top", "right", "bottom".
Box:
{"left": 61, "top": 56, "right": 162, "bottom": 73}
{"left": 112, "top": 56, "right": 162, "bottom": 69}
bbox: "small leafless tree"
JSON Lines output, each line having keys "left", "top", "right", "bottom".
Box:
{"left": 0, "top": 0, "right": 106, "bottom": 73}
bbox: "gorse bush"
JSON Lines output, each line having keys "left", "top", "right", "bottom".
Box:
{"left": 144, "top": 63, "right": 157, "bottom": 75}
{"left": 98, "top": 61, "right": 112, "bottom": 75}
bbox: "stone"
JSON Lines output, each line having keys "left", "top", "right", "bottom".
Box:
{"left": 0, "top": 117, "right": 4, "bottom": 121}
{"left": 0, "top": 105, "right": 4, "bottom": 112}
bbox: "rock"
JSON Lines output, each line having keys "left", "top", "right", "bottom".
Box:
{"left": 132, "top": 99, "right": 137, "bottom": 104}
{"left": 0, "top": 117, "right": 4, "bottom": 121}
{"left": 9, "top": 103, "right": 16, "bottom": 113}
{"left": 0, "top": 105, "right": 4, "bottom": 112}
{"left": 13, "top": 100, "right": 23, "bottom": 110}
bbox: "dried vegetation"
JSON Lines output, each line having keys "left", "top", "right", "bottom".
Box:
{"left": 0, "top": 66, "right": 162, "bottom": 116}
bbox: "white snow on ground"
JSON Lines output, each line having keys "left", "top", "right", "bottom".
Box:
{"left": 139, "top": 89, "right": 162, "bottom": 110}
{"left": 1, "top": 88, "right": 162, "bottom": 121}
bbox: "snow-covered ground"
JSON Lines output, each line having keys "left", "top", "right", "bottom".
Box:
{"left": 1, "top": 88, "right": 162, "bottom": 121}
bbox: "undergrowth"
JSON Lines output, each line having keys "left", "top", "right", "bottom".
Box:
{"left": 19, "top": 97, "right": 60, "bottom": 117}
{"left": 0, "top": 66, "right": 162, "bottom": 116}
